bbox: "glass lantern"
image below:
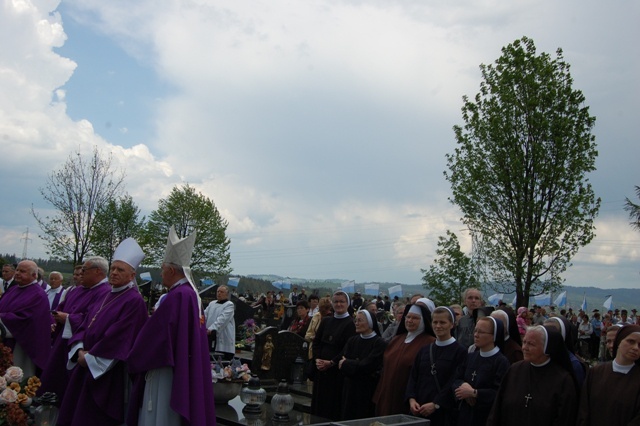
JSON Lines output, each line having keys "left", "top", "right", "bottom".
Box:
{"left": 290, "top": 354, "right": 305, "bottom": 385}
{"left": 34, "top": 392, "right": 59, "bottom": 426}
{"left": 271, "top": 379, "right": 294, "bottom": 422}
{"left": 240, "top": 374, "right": 267, "bottom": 414}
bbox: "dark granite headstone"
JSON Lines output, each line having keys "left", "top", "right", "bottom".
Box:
{"left": 272, "top": 330, "right": 305, "bottom": 382}
{"left": 252, "top": 326, "right": 279, "bottom": 382}
{"left": 252, "top": 328, "right": 305, "bottom": 385}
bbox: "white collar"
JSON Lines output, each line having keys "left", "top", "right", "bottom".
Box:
{"left": 20, "top": 280, "right": 38, "bottom": 288}
{"left": 531, "top": 358, "right": 551, "bottom": 367}
{"left": 360, "top": 331, "right": 377, "bottom": 339}
{"left": 112, "top": 281, "right": 135, "bottom": 293}
{"left": 334, "top": 312, "right": 350, "bottom": 319}
{"left": 436, "top": 336, "right": 456, "bottom": 346}
{"left": 613, "top": 360, "right": 635, "bottom": 374}
{"left": 168, "top": 278, "right": 189, "bottom": 290}
{"left": 480, "top": 346, "right": 500, "bottom": 357}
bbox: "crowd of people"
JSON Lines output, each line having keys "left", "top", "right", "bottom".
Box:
{"left": 300, "top": 287, "right": 640, "bottom": 425}
{"left": 1, "top": 246, "right": 639, "bottom": 426}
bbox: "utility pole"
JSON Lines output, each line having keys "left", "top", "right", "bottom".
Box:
{"left": 21, "top": 227, "right": 32, "bottom": 259}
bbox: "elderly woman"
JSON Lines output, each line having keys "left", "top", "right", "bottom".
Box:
{"left": 577, "top": 325, "right": 640, "bottom": 425}
{"left": 453, "top": 317, "right": 510, "bottom": 426}
{"left": 373, "top": 304, "right": 435, "bottom": 415}
{"left": 407, "top": 307, "right": 466, "bottom": 425}
{"left": 487, "top": 325, "right": 578, "bottom": 425}
{"left": 288, "top": 300, "right": 311, "bottom": 338}
{"left": 338, "top": 310, "right": 386, "bottom": 420}
{"left": 311, "top": 291, "right": 356, "bottom": 420}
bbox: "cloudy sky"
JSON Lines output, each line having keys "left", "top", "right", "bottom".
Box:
{"left": 2, "top": 0, "right": 639, "bottom": 289}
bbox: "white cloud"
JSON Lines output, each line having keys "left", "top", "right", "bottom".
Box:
{"left": 2, "top": 0, "right": 639, "bottom": 288}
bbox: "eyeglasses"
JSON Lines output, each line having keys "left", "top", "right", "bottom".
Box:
{"left": 81, "top": 266, "right": 99, "bottom": 272}
{"left": 474, "top": 330, "right": 493, "bottom": 335}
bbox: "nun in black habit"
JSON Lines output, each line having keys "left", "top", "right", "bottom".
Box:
{"left": 311, "top": 290, "right": 356, "bottom": 420}
{"left": 338, "top": 309, "right": 387, "bottom": 420}
{"left": 452, "top": 316, "right": 510, "bottom": 426}
{"left": 407, "top": 307, "right": 467, "bottom": 426}
{"left": 486, "top": 325, "right": 578, "bottom": 426}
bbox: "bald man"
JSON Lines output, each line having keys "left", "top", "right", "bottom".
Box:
{"left": 0, "top": 260, "right": 52, "bottom": 376}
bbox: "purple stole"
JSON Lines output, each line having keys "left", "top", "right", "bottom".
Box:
{"left": 51, "top": 289, "right": 63, "bottom": 310}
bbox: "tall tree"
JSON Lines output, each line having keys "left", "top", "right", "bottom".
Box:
{"left": 90, "top": 194, "right": 145, "bottom": 263}
{"left": 624, "top": 186, "right": 640, "bottom": 231}
{"left": 445, "top": 37, "right": 600, "bottom": 308}
{"left": 31, "top": 147, "right": 125, "bottom": 265}
{"left": 141, "top": 184, "right": 232, "bottom": 276}
{"left": 421, "top": 230, "right": 478, "bottom": 306}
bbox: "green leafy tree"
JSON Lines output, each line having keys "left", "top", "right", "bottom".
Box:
{"left": 421, "top": 230, "right": 478, "bottom": 306}
{"left": 141, "top": 184, "right": 232, "bottom": 276}
{"left": 90, "top": 194, "right": 145, "bottom": 263}
{"left": 31, "top": 147, "right": 125, "bottom": 265}
{"left": 624, "top": 186, "right": 640, "bottom": 231}
{"left": 445, "top": 37, "right": 600, "bottom": 308}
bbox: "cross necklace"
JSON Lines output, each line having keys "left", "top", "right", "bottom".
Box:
{"left": 524, "top": 394, "right": 533, "bottom": 408}
{"left": 88, "top": 287, "right": 132, "bottom": 328}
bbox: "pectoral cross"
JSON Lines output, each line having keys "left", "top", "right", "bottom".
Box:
{"left": 471, "top": 370, "right": 477, "bottom": 382}
{"left": 88, "top": 313, "right": 98, "bottom": 328}
{"left": 524, "top": 393, "right": 533, "bottom": 408}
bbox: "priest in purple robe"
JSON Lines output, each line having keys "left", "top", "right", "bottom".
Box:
{"left": 38, "top": 256, "right": 112, "bottom": 404}
{"left": 0, "top": 259, "right": 52, "bottom": 377}
{"left": 128, "top": 227, "right": 215, "bottom": 426}
{"left": 58, "top": 238, "right": 149, "bottom": 426}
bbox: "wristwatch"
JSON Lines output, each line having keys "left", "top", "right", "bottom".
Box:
{"left": 434, "top": 403, "right": 440, "bottom": 410}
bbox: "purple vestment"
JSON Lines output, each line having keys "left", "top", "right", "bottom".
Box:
{"left": 0, "top": 282, "right": 52, "bottom": 370}
{"left": 127, "top": 282, "right": 215, "bottom": 425}
{"left": 58, "top": 285, "right": 148, "bottom": 426}
{"left": 38, "top": 280, "right": 111, "bottom": 402}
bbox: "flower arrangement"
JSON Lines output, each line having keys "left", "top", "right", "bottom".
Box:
{"left": 0, "top": 360, "right": 41, "bottom": 426}
{"left": 211, "top": 357, "right": 251, "bottom": 383}
{"left": 236, "top": 318, "right": 264, "bottom": 349}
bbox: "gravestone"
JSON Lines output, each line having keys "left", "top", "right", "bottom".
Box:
{"left": 252, "top": 326, "right": 279, "bottom": 382}
{"left": 272, "top": 330, "right": 305, "bottom": 382}
{"left": 252, "top": 328, "right": 305, "bottom": 385}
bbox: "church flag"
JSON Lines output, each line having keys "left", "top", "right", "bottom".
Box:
{"left": 139, "top": 272, "right": 152, "bottom": 283}
{"left": 364, "top": 283, "right": 379, "bottom": 296}
{"left": 534, "top": 292, "right": 551, "bottom": 306}
{"left": 487, "top": 294, "right": 504, "bottom": 306}
{"left": 341, "top": 280, "right": 355, "bottom": 293}
{"left": 603, "top": 295, "right": 614, "bottom": 311}
{"left": 227, "top": 277, "right": 240, "bottom": 287}
{"left": 389, "top": 285, "right": 402, "bottom": 299}
{"left": 553, "top": 291, "right": 567, "bottom": 307}
{"left": 581, "top": 294, "right": 587, "bottom": 312}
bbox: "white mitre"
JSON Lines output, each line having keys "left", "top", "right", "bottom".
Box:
{"left": 113, "top": 237, "right": 145, "bottom": 270}
{"left": 164, "top": 226, "right": 200, "bottom": 307}
{"left": 164, "top": 226, "right": 196, "bottom": 267}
